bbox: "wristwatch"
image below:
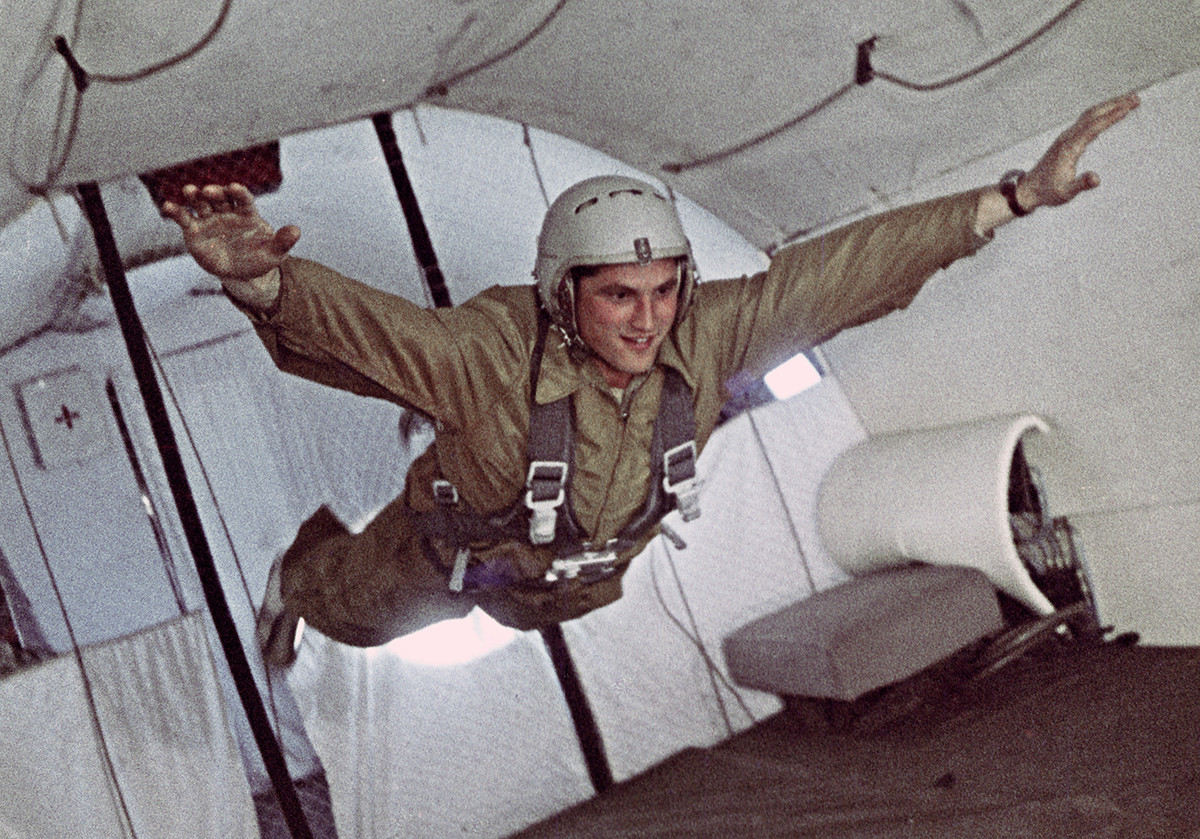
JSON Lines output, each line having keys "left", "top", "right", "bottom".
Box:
{"left": 999, "top": 169, "right": 1032, "bottom": 217}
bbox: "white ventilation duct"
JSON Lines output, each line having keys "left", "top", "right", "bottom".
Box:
{"left": 817, "top": 414, "right": 1055, "bottom": 615}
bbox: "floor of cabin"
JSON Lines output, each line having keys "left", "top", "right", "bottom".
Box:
{"left": 513, "top": 639, "right": 1200, "bottom": 838}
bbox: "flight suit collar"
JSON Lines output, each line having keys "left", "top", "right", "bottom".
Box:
{"left": 533, "top": 329, "right": 698, "bottom": 405}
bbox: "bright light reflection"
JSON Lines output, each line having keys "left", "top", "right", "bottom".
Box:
{"left": 763, "top": 352, "right": 822, "bottom": 400}
{"left": 371, "top": 608, "right": 518, "bottom": 667}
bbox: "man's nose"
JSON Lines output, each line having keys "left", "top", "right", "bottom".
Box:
{"left": 631, "top": 295, "right": 655, "bottom": 330}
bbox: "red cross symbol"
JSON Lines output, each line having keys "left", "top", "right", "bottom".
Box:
{"left": 54, "top": 404, "right": 81, "bottom": 430}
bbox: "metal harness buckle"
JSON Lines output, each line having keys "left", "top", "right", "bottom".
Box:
{"left": 432, "top": 479, "right": 459, "bottom": 506}
{"left": 525, "top": 460, "right": 568, "bottom": 545}
{"left": 431, "top": 480, "right": 471, "bottom": 592}
{"left": 662, "top": 441, "right": 702, "bottom": 522}
{"left": 544, "top": 540, "right": 620, "bottom": 584}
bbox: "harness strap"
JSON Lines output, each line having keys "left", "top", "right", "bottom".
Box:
{"left": 525, "top": 396, "right": 574, "bottom": 546}
{"left": 615, "top": 366, "right": 698, "bottom": 538}
{"left": 658, "top": 369, "right": 701, "bottom": 522}
{"left": 421, "top": 307, "right": 701, "bottom": 591}
{"left": 523, "top": 311, "right": 577, "bottom": 545}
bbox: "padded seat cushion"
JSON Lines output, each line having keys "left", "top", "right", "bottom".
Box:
{"left": 723, "top": 565, "right": 1003, "bottom": 701}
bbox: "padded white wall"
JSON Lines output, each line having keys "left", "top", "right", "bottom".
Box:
{"left": 821, "top": 68, "right": 1200, "bottom": 644}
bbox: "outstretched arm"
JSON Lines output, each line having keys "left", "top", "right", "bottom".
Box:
{"left": 974, "top": 92, "right": 1140, "bottom": 236}
{"left": 161, "top": 183, "right": 301, "bottom": 309}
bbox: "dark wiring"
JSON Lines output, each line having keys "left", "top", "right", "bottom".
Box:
{"left": 523, "top": 123, "right": 552, "bottom": 210}
{"left": 662, "top": 0, "right": 1091, "bottom": 174}
{"left": 8, "top": 57, "right": 86, "bottom": 197}
{"left": 143, "top": 335, "right": 290, "bottom": 734}
{"left": 422, "top": 0, "right": 572, "bottom": 98}
{"left": 71, "top": 0, "right": 234, "bottom": 85}
{"left": 410, "top": 108, "right": 428, "bottom": 146}
{"left": 662, "top": 82, "right": 855, "bottom": 174}
{"left": 17, "top": 0, "right": 564, "bottom": 195}
{"left": 10, "top": 0, "right": 234, "bottom": 196}
{"left": 8, "top": 0, "right": 77, "bottom": 195}
{"left": 0, "top": 414, "right": 140, "bottom": 838}
{"left": 875, "top": 0, "right": 1089, "bottom": 92}
{"left": 16, "top": 0, "right": 1088, "bottom": 190}
{"left": 650, "top": 539, "right": 759, "bottom": 734}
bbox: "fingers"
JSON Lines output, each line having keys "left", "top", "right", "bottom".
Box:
{"left": 162, "top": 182, "right": 256, "bottom": 221}
{"left": 1033, "top": 92, "right": 1138, "bottom": 204}
{"left": 226, "top": 183, "right": 256, "bottom": 214}
{"left": 160, "top": 186, "right": 206, "bottom": 227}
{"left": 273, "top": 224, "right": 302, "bottom": 256}
{"left": 199, "top": 182, "right": 253, "bottom": 216}
{"left": 1068, "top": 92, "right": 1140, "bottom": 149}
{"left": 1096, "top": 91, "right": 1140, "bottom": 119}
{"left": 1060, "top": 171, "right": 1100, "bottom": 203}
{"left": 160, "top": 199, "right": 188, "bottom": 228}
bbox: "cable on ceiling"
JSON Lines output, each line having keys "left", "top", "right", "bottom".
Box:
{"left": 8, "top": 0, "right": 235, "bottom": 198}
{"left": 662, "top": 82, "right": 856, "bottom": 175}
{"left": 874, "top": 0, "right": 1088, "bottom": 92}
{"left": 661, "top": 0, "right": 1091, "bottom": 175}
{"left": 422, "top": 0, "right": 572, "bottom": 99}
{"left": 14, "top": 0, "right": 566, "bottom": 216}
{"left": 72, "top": 1, "right": 234, "bottom": 85}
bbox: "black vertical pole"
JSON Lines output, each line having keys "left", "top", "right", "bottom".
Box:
{"left": 371, "top": 112, "right": 453, "bottom": 308}
{"left": 541, "top": 624, "right": 615, "bottom": 793}
{"left": 77, "top": 182, "right": 314, "bottom": 839}
{"left": 369, "top": 111, "right": 615, "bottom": 794}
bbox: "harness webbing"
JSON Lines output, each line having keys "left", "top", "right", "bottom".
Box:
{"left": 420, "top": 309, "right": 699, "bottom": 589}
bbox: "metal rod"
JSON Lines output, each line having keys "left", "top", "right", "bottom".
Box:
{"left": 369, "top": 111, "right": 615, "bottom": 794}
{"left": 371, "top": 112, "right": 452, "bottom": 308}
{"left": 77, "top": 182, "right": 314, "bottom": 839}
{"left": 541, "top": 624, "right": 614, "bottom": 793}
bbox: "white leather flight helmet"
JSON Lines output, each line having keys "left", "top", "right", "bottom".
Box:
{"left": 534, "top": 175, "right": 698, "bottom": 345}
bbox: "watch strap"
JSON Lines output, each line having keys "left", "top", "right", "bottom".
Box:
{"left": 1000, "top": 169, "right": 1032, "bottom": 217}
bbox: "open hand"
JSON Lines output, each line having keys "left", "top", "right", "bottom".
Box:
{"left": 161, "top": 183, "right": 300, "bottom": 283}
{"left": 1017, "top": 93, "right": 1140, "bottom": 212}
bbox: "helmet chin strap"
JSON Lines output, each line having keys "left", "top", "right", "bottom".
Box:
{"left": 561, "top": 325, "right": 592, "bottom": 365}
{"left": 672, "top": 257, "right": 690, "bottom": 327}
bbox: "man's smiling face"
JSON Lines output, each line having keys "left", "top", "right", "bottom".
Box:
{"left": 575, "top": 258, "right": 681, "bottom": 389}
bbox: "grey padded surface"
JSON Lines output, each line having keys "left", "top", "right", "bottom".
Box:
{"left": 723, "top": 565, "right": 1003, "bottom": 701}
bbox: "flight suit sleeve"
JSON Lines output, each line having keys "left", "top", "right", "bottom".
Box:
{"left": 235, "top": 257, "right": 533, "bottom": 432}
{"left": 680, "top": 189, "right": 991, "bottom": 384}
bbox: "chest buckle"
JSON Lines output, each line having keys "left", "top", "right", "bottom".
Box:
{"left": 543, "top": 540, "right": 620, "bottom": 584}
